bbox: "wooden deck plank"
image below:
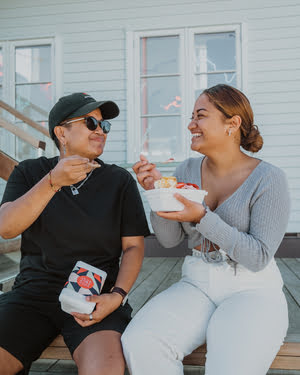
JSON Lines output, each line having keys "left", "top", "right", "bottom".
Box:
{"left": 283, "top": 286, "right": 300, "bottom": 336}
{"left": 129, "top": 257, "right": 163, "bottom": 293}
{"left": 129, "top": 257, "right": 178, "bottom": 315}
{"left": 282, "top": 259, "right": 300, "bottom": 279}
{"left": 277, "top": 259, "right": 300, "bottom": 306}
{"left": 152, "top": 258, "right": 183, "bottom": 297}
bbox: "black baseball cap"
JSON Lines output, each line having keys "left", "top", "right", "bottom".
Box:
{"left": 48, "top": 92, "right": 120, "bottom": 139}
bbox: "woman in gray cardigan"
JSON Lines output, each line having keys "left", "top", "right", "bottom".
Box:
{"left": 122, "top": 84, "right": 290, "bottom": 375}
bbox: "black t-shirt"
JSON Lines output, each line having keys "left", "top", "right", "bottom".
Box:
{"left": 1, "top": 156, "right": 150, "bottom": 297}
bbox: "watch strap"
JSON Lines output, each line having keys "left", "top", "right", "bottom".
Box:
{"left": 110, "top": 286, "right": 128, "bottom": 306}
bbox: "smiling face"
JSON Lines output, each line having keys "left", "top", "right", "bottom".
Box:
{"left": 55, "top": 108, "right": 107, "bottom": 160}
{"left": 188, "top": 94, "right": 232, "bottom": 154}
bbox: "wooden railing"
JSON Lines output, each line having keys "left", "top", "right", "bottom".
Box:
{"left": 0, "top": 99, "right": 50, "bottom": 180}
{"left": 0, "top": 99, "right": 50, "bottom": 152}
{"left": 0, "top": 118, "right": 46, "bottom": 151}
{"left": 0, "top": 150, "right": 18, "bottom": 181}
{"left": 0, "top": 100, "right": 50, "bottom": 137}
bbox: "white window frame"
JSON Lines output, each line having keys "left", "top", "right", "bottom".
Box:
{"left": 126, "top": 24, "right": 245, "bottom": 163}
{"left": 9, "top": 38, "right": 56, "bottom": 109}
{"left": 0, "top": 37, "right": 63, "bottom": 158}
{"left": 0, "top": 36, "right": 63, "bottom": 108}
{"left": 0, "top": 41, "right": 10, "bottom": 103}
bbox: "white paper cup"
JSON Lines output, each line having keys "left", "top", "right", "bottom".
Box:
{"left": 144, "top": 188, "right": 208, "bottom": 212}
{"left": 59, "top": 261, "right": 107, "bottom": 315}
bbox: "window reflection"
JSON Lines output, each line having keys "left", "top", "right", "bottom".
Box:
{"left": 15, "top": 45, "right": 51, "bottom": 84}
{"left": 14, "top": 44, "right": 54, "bottom": 159}
{"left": 139, "top": 35, "right": 183, "bottom": 160}
{"left": 140, "top": 36, "right": 179, "bottom": 75}
{"left": 194, "top": 32, "right": 236, "bottom": 73}
{"left": 141, "top": 116, "right": 182, "bottom": 162}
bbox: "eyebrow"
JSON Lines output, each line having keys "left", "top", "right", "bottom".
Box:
{"left": 192, "top": 108, "right": 208, "bottom": 115}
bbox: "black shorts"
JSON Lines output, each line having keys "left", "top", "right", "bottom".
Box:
{"left": 0, "top": 288, "right": 132, "bottom": 375}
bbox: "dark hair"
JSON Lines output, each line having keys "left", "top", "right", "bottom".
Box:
{"left": 202, "top": 84, "right": 263, "bottom": 153}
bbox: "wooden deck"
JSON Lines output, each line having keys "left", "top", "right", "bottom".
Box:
{"left": 0, "top": 256, "right": 299, "bottom": 374}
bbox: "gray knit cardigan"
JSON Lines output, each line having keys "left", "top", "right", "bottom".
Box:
{"left": 150, "top": 157, "right": 290, "bottom": 272}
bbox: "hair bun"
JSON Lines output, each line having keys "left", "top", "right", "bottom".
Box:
{"left": 241, "top": 124, "right": 263, "bottom": 153}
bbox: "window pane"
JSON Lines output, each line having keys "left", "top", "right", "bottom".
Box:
{"left": 141, "top": 76, "right": 181, "bottom": 115}
{"left": 194, "top": 72, "right": 237, "bottom": 98}
{"left": 15, "top": 83, "right": 53, "bottom": 121}
{"left": 140, "top": 36, "right": 179, "bottom": 75}
{"left": 0, "top": 48, "right": 3, "bottom": 85}
{"left": 15, "top": 45, "right": 51, "bottom": 84}
{"left": 194, "top": 32, "right": 236, "bottom": 73}
{"left": 141, "top": 116, "right": 183, "bottom": 161}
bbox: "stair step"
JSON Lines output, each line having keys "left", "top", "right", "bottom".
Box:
{"left": 0, "top": 252, "right": 20, "bottom": 292}
{"left": 0, "top": 237, "right": 21, "bottom": 254}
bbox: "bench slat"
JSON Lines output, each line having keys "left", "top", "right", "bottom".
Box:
{"left": 40, "top": 347, "right": 71, "bottom": 360}
{"left": 270, "top": 355, "right": 300, "bottom": 370}
{"left": 41, "top": 335, "right": 300, "bottom": 370}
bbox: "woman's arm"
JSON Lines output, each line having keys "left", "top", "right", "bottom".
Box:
{"left": 114, "top": 236, "right": 144, "bottom": 294}
{"left": 150, "top": 211, "right": 185, "bottom": 248}
{"left": 72, "top": 237, "right": 145, "bottom": 327}
{"left": 157, "top": 168, "right": 290, "bottom": 271}
{"left": 196, "top": 169, "right": 290, "bottom": 271}
{"left": 0, "top": 156, "right": 97, "bottom": 239}
{"left": 0, "top": 175, "right": 56, "bottom": 239}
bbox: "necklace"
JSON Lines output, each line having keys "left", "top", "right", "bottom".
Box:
{"left": 70, "top": 169, "right": 94, "bottom": 195}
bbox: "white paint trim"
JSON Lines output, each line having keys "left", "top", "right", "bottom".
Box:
{"left": 54, "top": 34, "right": 64, "bottom": 101}
{"left": 126, "top": 30, "right": 135, "bottom": 163}
{"left": 0, "top": 38, "right": 59, "bottom": 159}
{"left": 240, "top": 22, "right": 248, "bottom": 94}
{"left": 127, "top": 29, "right": 184, "bottom": 163}
{"left": 0, "top": 42, "right": 9, "bottom": 104}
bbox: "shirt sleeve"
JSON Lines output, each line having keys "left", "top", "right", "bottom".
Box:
{"left": 196, "top": 168, "right": 290, "bottom": 272}
{"left": 121, "top": 177, "right": 151, "bottom": 237}
{"left": 149, "top": 162, "right": 186, "bottom": 248}
{"left": 0, "top": 164, "right": 31, "bottom": 206}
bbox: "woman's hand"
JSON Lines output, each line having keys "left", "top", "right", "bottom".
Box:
{"left": 156, "top": 193, "right": 207, "bottom": 223}
{"left": 132, "top": 154, "right": 162, "bottom": 190}
{"left": 71, "top": 293, "right": 122, "bottom": 327}
{"left": 50, "top": 155, "right": 99, "bottom": 189}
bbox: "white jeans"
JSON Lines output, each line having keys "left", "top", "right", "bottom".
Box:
{"left": 122, "top": 250, "right": 288, "bottom": 375}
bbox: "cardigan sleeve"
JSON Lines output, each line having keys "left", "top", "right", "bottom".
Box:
{"left": 195, "top": 167, "right": 290, "bottom": 271}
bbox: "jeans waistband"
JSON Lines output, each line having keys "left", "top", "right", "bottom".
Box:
{"left": 192, "top": 248, "right": 228, "bottom": 262}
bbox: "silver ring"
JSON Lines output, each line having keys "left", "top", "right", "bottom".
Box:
{"left": 89, "top": 313, "right": 93, "bottom": 321}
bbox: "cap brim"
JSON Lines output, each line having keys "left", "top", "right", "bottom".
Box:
{"left": 66, "top": 100, "right": 119, "bottom": 120}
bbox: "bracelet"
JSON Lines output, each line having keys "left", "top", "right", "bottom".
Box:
{"left": 110, "top": 286, "right": 128, "bottom": 306}
{"left": 48, "top": 170, "right": 61, "bottom": 193}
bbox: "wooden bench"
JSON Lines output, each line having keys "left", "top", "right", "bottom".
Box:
{"left": 40, "top": 334, "right": 300, "bottom": 370}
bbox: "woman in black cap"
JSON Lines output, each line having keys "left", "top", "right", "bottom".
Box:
{"left": 0, "top": 92, "right": 150, "bottom": 375}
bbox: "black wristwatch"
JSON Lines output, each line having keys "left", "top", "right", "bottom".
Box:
{"left": 110, "top": 286, "right": 128, "bottom": 306}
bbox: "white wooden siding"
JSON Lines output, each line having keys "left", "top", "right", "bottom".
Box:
{"left": 0, "top": 0, "right": 299, "bottom": 231}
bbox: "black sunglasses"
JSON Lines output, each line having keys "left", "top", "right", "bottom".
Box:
{"left": 62, "top": 116, "right": 111, "bottom": 134}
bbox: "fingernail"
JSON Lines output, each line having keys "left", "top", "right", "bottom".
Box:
{"left": 86, "top": 296, "right": 91, "bottom": 301}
